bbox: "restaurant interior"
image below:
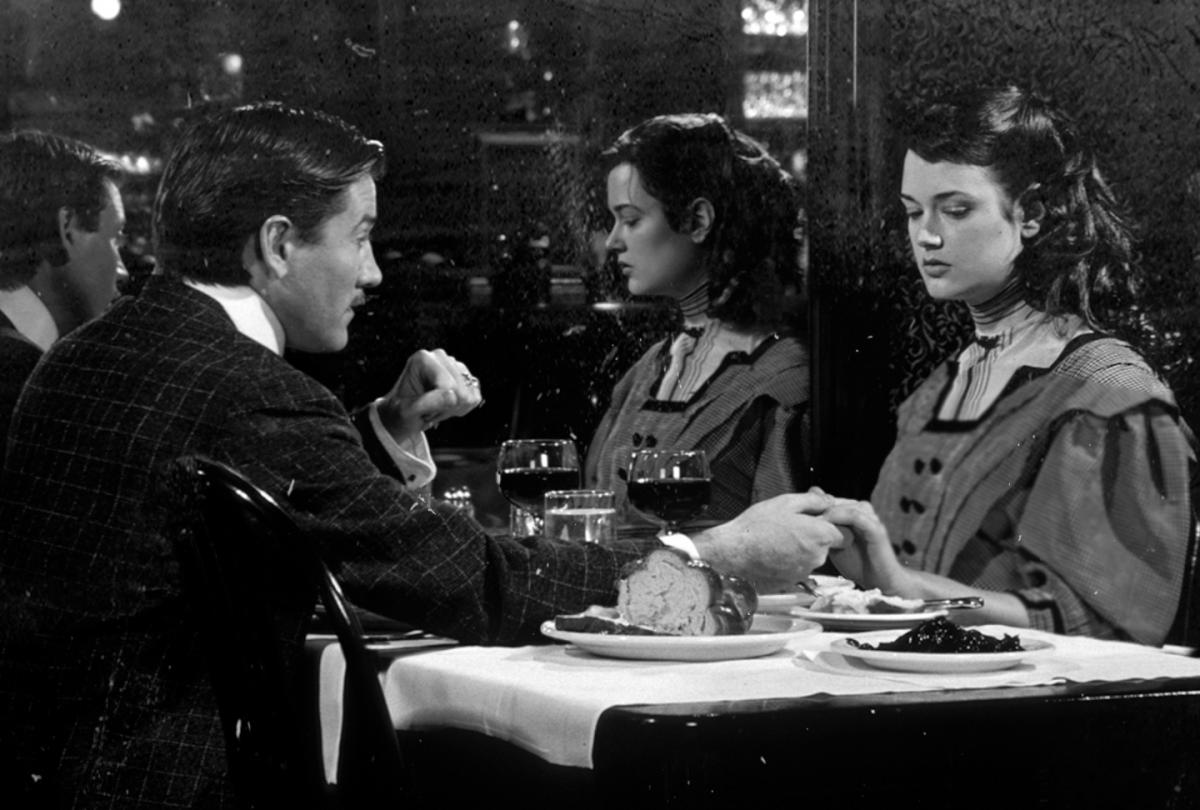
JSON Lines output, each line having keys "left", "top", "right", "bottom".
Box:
{"left": 6, "top": 0, "right": 1200, "bottom": 511}
{"left": 5, "top": 0, "right": 1200, "bottom": 806}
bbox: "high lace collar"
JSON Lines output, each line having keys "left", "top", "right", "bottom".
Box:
{"left": 968, "top": 276, "right": 1029, "bottom": 332}
{"left": 677, "top": 279, "right": 710, "bottom": 327}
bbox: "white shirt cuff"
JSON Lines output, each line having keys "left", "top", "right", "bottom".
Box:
{"left": 659, "top": 532, "right": 701, "bottom": 561}
{"left": 368, "top": 399, "right": 437, "bottom": 488}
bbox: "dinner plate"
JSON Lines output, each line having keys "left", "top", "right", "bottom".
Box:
{"left": 788, "top": 607, "right": 949, "bottom": 632}
{"left": 540, "top": 614, "right": 821, "bottom": 662}
{"left": 830, "top": 631, "right": 1055, "bottom": 673}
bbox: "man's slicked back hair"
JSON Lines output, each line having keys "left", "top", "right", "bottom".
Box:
{"left": 153, "top": 102, "right": 385, "bottom": 285}
{"left": 0, "top": 131, "right": 122, "bottom": 290}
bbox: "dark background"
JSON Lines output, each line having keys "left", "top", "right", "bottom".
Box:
{"left": 0, "top": 0, "right": 807, "bottom": 472}
{"left": 3, "top": 0, "right": 1198, "bottom": 507}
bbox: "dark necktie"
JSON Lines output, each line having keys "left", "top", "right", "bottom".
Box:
{"left": 975, "top": 333, "right": 1003, "bottom": 352}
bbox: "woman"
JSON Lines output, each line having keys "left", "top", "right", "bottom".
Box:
{"left": 583, "top": 113, "right": 810, "bottom": 525}
{"left": 824, "top": 85, "right": 1195, "bottom": 645}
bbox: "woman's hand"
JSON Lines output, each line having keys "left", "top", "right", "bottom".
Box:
{"left": 820, "top": 498, "right": 916, "bottom": 597}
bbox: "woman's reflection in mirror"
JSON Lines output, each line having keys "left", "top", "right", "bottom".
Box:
{"left": 584, "top": 113, "right": 811, "bottom": 525}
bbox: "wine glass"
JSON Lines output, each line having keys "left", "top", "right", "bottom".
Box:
{"left": 496, "top": 439, "right": 581, "bottom": 538}
{"left": 626, "top": 448, "right": 711, "bottom": 536}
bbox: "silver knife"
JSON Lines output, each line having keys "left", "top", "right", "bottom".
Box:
{"left": 920, "top": 596, "right": 984, "bottom": 611}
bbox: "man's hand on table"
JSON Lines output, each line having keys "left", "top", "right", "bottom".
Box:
{"left": 690, "top": 492, "right": 850, "bottom": 594}
{"left": 376, "top": 349, "right": 484, "bottom": 444}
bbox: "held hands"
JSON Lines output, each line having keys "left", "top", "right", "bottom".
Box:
{"left": 691, "top": 492, "right": 851, "bottom": 594}
{"left": 376, "top": 349, "right": 484, "bottom": 444}
{"left": 811, "top": 489, "right": 914, "bottom": 596}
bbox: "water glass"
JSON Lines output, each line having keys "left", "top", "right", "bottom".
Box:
{"left": 543, "top": 489, "right": 616, "bottom": 545}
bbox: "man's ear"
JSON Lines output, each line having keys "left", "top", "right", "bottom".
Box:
{"left": 686, "top": 197, "right": 715, "bottom": 244}
{"left": 245, "top": 215, "right": 293, "bottom": 294}
{"left": 256, "top": 215, "right": 294, "bottom": 278}
{"left": 58, "top": 207, "right": 78, "bottom": 249}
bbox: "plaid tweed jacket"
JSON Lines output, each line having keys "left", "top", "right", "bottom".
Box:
{"left": 0, "top": 309, "right": 42, "bottom": 453}
{"left": 0, "top": 276, "right": 653, "bottom": 808}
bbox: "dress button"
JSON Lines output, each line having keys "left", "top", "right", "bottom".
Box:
{"left": 632, "top": 433, "right": 643, "bottom": 446}
{"left": 891, "top": 543, "right": 902, "bottom": 555}
{"left": 914, "top": 459, "right": 925, "bottom": 474}
{"left": 900, "top": 497, "right": 911, "bottom": 513}
{"left": 617, "top": 467, "right": 628, "bottom": 481}
{"left": 901, "top": 540, "right": 917, "bottom": 555}
{"left": 910, "top": 500, "right": 925, "bottom": 514}
{"left": 930, "top": 458, "right": 943, "bottom": 474}
{"left": 644, "top": 435, "right": 657, "bottom": 447}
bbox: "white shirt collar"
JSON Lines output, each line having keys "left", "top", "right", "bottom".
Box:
{"left": 183, "top": 280, "right": 285, "bottom": 356}
{"left": 0, "top": 285, "right": 58, "bottom": 351}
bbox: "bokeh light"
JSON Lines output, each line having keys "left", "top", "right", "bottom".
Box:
{"left": 91, "top": 0, "right": 121, "bottom": 22}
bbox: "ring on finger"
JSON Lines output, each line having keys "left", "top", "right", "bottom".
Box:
{"left": 463, "top": 373, "right": 480, "bottom": 387}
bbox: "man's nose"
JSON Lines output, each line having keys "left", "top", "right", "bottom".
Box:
{"left": 361, "top": 248, "right": 383, "bottom": 288}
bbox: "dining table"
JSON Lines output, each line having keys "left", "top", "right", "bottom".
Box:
{"left": 309, "top": 613, "right": 1200, "bottom": 809}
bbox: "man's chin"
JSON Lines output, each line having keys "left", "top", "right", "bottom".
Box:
{"left": 286, "top": 332, "right": 349, "bottom": 354}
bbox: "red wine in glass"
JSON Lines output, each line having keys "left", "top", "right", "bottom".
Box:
{"left": 496, "top": 439, "right": 580, "bottom": 537}
{"left": 497, "top": 467, "right": 580, "bottom": 512}
{"left": 627, "top": 449, "right": 711, "bottom": 534}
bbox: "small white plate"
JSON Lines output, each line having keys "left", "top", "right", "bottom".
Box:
{"left": 540, "top": 614, "right": 821, "bottom": 662}
{"left": 830, "top": 631, "right": 1055, "bottom": 673}
{"left": 789, "top": 607, "right": 949, "bottom": 632}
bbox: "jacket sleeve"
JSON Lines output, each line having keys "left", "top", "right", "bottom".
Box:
{"left": 224, "top": 388, "right": 656, "bottom": 645}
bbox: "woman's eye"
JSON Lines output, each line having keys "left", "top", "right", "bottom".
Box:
{"left": 942, "top": 207, "right": 970, "bottom": 219}
{"left": 904, "top": 210, "right": 921, "bottom": 221}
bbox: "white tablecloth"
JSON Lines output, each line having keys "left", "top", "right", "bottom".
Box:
{"left": 316, "top": 625, "right": 1200, "bottom": 774}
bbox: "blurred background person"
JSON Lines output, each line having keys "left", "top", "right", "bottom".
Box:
{"left": 585, "top": 113, "right": 809, "bottom": 525}
{"left": 0, "top": 130, "right": 126, "bottom": 444}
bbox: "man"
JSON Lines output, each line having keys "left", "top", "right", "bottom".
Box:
{"left": 0, "top": 103, "right": 844, "bottom": 807}
{"left": 0, "top": 131, "right": 127, "bottom": 444}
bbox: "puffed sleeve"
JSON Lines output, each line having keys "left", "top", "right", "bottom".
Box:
{"left": 1011, "top": 402, "right": 1194, "bottom": 645}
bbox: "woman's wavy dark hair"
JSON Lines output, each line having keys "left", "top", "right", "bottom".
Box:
{"left": 601, "top": 113, "right": 802, "bottom": 331}
{"left": 904, "top": 85, "right": 1135, "bottom": 328}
